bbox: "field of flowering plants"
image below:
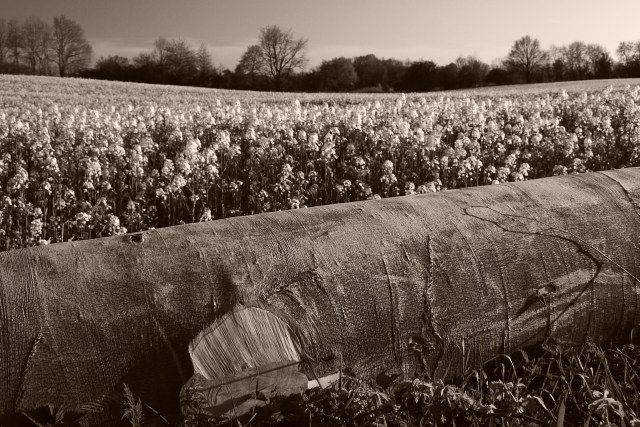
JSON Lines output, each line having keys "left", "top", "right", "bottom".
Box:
{"left": 1, "top": 75, "right": 640, "bottom": 251}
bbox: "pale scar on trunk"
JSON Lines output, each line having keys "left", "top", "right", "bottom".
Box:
{"left": 181, "top": 306, "right": 309, "bottom": 420}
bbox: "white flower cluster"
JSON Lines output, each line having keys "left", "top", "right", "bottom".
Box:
{"left": 1, "top": 75, "right": 640, "bottom": 250}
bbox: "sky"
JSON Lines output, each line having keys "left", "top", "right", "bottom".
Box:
{"left": 2, "top": 0, "right": 639, "bottom": 70}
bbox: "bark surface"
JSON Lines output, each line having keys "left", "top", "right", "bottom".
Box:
{"left": 1, "top": 168, "right": 639, "bottom": 424}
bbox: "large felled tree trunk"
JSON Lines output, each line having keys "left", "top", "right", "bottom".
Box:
{"left": 1, "top": 168, "right": 639, "bottom": 424}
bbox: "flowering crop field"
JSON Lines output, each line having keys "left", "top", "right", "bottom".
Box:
{"left": 1, "top": 75, "right": 640, "bottom": 251}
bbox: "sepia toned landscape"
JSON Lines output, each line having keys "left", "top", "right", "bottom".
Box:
{"left": 2, "top": 1, "right": 640, "bottom": 426}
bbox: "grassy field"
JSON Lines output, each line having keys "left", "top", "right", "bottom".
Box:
{"left": 2, "top": 75, "right": 640, "bottom": 104}
{"left": 439, "top": 78, "right": 640, "bottom": 95}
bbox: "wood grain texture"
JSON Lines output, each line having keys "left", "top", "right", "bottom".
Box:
{"left": 1, "top": 168, "right": 639, "bottom": 425}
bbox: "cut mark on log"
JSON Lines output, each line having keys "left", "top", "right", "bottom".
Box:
{"left": 416, "top": 236, "right": 444, "bottom": 378}
{"left": 15, "top": 331, "right": 45, "bottom": 411}
{"left": 184, "top": 306, "right": 307, "bottom": 420}
{"left": 189, "top": 306, "right": 301, "bottom": 380}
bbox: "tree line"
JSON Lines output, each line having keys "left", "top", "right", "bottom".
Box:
{"left": 0, "top": 15, "right": 92, "bottom": 77}
{"left": 3, "top": 16, "right": 640, "bottom": 92}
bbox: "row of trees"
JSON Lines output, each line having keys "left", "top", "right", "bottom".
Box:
{"left": 83, "top": 37, "right": 226, "bottom": 87}
{"left": 503, "top": 36, "right": 617, "bottom": 83}
{"left": 82, "top": 26, "right": 309, "bottom": 90}
{"left": 0, "top": 15, "right": 92, "bottom": 76}
{"left": 232, "top": 29, "right": 492, "bottom": 92}
{"left": 4, "top": 16, "right": 640, "bottom": 92}
{"left": 303, "top": 36, "right": 640, "bottom": 92}
{"left": 87, "top": 29, "right": 640, "bottom": 92}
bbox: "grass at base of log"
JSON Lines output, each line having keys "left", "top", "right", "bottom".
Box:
{"left": 12, "top": 337, "right": 640, "bottom": 426}
{"left": 182, "top": 338, "right": 640, "bottom": 427}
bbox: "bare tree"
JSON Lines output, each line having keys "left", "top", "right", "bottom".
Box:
{"left": 153, "top": 36, "right": 169, "bottom": 68}
{"left": 505, "top": 35, "right": 547, "bottom": 83}
{"left": 52, "top": 15, "right": 92, "bottom": 77}
{"left": 22, "top": 16, "right": 53, "bottom": 75}
{"left": 545, "top": 45, "right": 567, "bottom": 81}
{"left": 236, "top": 44, "right": 266, "bottom": 89}
{"left": 150, "top": 37, "right": 200, "bottom": 84}
{"left": 196, "top": 43, "right": 213, "bottom": 74}
{"left": 196, "top": 44, "right": 220, "bottom": 87}
{"left": 547, "top": 45, "right": 564, "bottom": 63}
{"left": 616, "top": 41, "right": 635, "bottom": 66}
{"left": 562, "top": 41, "right": 589, "bottom": 80}
{"left": 164, "top": 39, "right": 197, "bottom": 85}
{"left": 258, "top": 25, "right": 307, "bottom": 90}
{"left": 584, "top": 44, "right": 611, "bottom": 78}
{"left": 616, "top": 41, "right": 639, "bottom": 77}
{"left": 0, "top": 19, "right": 8, "bottom": 66}
{"left": 6, "top": 19, "right": 23, "bottom": 71}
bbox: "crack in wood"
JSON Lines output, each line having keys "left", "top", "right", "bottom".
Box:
{"left": 463, "top": 205, "right": 606, "bottom": 346}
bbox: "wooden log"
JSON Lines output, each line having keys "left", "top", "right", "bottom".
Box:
{"left": 1, "top": 168, "right": 639, "bottom": 425}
